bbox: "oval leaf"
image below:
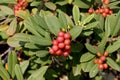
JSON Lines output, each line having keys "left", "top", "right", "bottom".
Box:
{"left": 80, "top": 52, "right": 95, "bottom": 62}
{"left": 20, "top": 60, "right": 29, "bottom": 74}
{"left": 107, "top": 57, "right": 120, "bottom": 71}
{"left": 85, "top": 43, "right": 97, "bottom": 54}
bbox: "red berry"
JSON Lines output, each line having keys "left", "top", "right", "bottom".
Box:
{"left": 63, "top": 52, "right": 69, "bottom": 57}
{"left": 104, "top": 51, "right": 109, "bottom": 57}
{"left": 58, "top": 31, "right": 64, "bottom": 37}
{"left": 88, "top": 8, "right": 94, "bottom": 14}
{"left": 64, "top": 32, "right": 71, "bottom": 39}
{"left": 52, "top": 40, "right": 58, "bottom": 45}
{"left": 95, "top": 9, "right": 100, "bottom": 14}
{"left": 65, "top": 45, "right": 71, "bottom": 50}
{"left": 97, "top": 52, "right": 102, "bottom": 57}
{"left": 103, "top": 63, "right": 108, "bottom": 69}
{"left": 109, "top": 9, "right": 113, "bottom": 15}
{"left": 103, "top": 0, "right": 110, "bottom": 5}
{"left": 57, "top": 37, "right": 64, "bottom": 43}
{"left": 52, "top": 45, "right": 59, "bottom": 52}
{"left": 56, "top": 49, "right": 62, "bottom": 56}
{"left": 98, "top": 59, "right": 103, "bottom": 64}
{"left": 102, "top": 12, "right": 107, "bottom": 17}
{"left": 100, "top": 56, "right": 106, "bottom": 61}
{"left": 49, "top": 48, "right": 54, "bottom": 54}
{"left": 98, "top": 64, "right": 104, "bottom": 70}
{"left": 94, "top": 58, "right": 99, "bottom": 64}
{"left": 58, "top": 43, "right": 65, "bottom": 49}
{"left": 14, "top": 6, "right": 19, "bottom": 10}
{"left": 99, "top": 8, "right": 104, "bottom": 13}
{"left": 104, "top": 8, "right": 109, "bottom": 14}
{"left": 64, "top": 39, "right": 71, "bottom": 45}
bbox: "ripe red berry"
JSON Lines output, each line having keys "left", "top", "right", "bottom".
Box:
{"left": 98, "top": 59, "right": 103, "bottom": 64}
{"left": 58, "top": 31, "right": 64, "bottom": 37}
{"left": 88, "top": 8, "right": 94, "bottom": 14}
{"left": 100, "top": 56, "right": 106, "bottom": 61}
{"left": 49, "top": 48, "right": 54, "bottom": 54}
{"left": 98, "top": 64, "right": 104, "bottom": 70}
{"left": 103, "top": 63, "right": 108, "bottom": 69}
{"left": 103, "top": 0, "right": 110, "bottom": 5}
{"left": 102, "top": 12, "right": 107, "bottom": 17}
{"left": 95, "top": 9, "right": 100, "bottom": 14}
{"left": 104, "top": 51, "right": 109, "bottom": 57}
{"left": 64, "top": 39, "right": 71, "bottom": 45}
{"left": 52, "top": 45, "right": 59, "bottom": 52}
{"left": 97, "top": 52, "right": 102, "bottom": 57}
{"left": 104, "top": 8, "right": 109, "bottom": 14}
{"left": 109, "top": 9, "right": 113, "bottom": 15}
{"left": 65, "top": 45, "right": 71, "bottom": 50}
{"left": 99, "top": 8, "right": 104, "bottom": 13}
{"left": 57, "top": 37, "right": 64, "bottom": 43}
{"left": 14, "top": 6, "right": 19, "bottom": 10}
{"left": 64, "top": 32, "right": 71, "bottom": 39}
{"left": 58, "top": 43, "right": 65, "bottom": 49}
{"left": 63, "top": 51, "right": 69, "bottom": 57}
{"left": 56, "top": 49, "right": 62, "bottom": 56}
{"left": 52, "top": 40, "right": 58, "bottom": 45}
{"left": 94, "top": 58, "right": 99, "bottom": 64}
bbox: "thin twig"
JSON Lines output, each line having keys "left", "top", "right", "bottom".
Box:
{"left": 0, "top": 48, "right": 10, "bottom": 57}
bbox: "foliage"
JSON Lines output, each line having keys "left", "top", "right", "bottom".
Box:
{"left": 0, "top": 0, "right": 120, "bottom": 80}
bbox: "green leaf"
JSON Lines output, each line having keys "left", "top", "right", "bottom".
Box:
{"left": 20, "top": 60, "right": 29, "bottom": 74}
{"left": 45, "top": 2, "right": 56, "bottom": 11}
{"left": 28, "top": 66, "right": 48, "bottom": 80}
{"left": 0, "top": 25, "right": 8, "bottom": 31}
{"left": 112, "top": 11, "right": 120, "bottom": 36}
{"left": 72, "top": 64, "right": 81, "bottom": 76}
{"left": 85, "top": 43, "right": 97, "bottom": 54}
{"left": 15, "top": 64, "right": 24, "bottom": 80}
{"left": 107, "top": 57, "right": 120, "bottom": 71}
{"left": 69, "top": 26, "right": 82, "bottom": 40}
{"left": 105, "top": 17, "right": 111, "bottom": 37}
{"left": 72, "top": 5, "right": 80, "bottom": 25}
{"left": 81, "top": 59, "right": 94, "bottom": 72}
{"left": 80, "top": 52, "right": 95, "bottom": 62}
{"left": 106, "top": 39, "right": 120, "bottom": 53}
{"left": 84, "top": 21, "right": 99, "bottom": 30}
{"left": 82, "top": 14, "right": 94, "bottom": 25}
{"left": 58, "top": 11, "right": 67, "bottom": 28}
{"left": 8, "top": 51, "right": 18, "bottom": 78}
{"left": 45, "top": 15, "right": 61, "bottom": 36}
{"left": 89, "top": 64, "right": 99, "bottom": 78}
{"left": 0, "top": 6, "right": 14, "bottom": 15}
{"left": 0, "top": 0, "right": 16, "bottom": 4}
{"left": 73, "top": 0, "right": 90, "bottom": 8}
{"left": 0, "top": 65, "right": 10, "bottom": 80}
{"left": 36, "top": 50, "right": 49, "bottom": 57}
{"left": 7, "top": 18, "right": 17, "bottom": 36}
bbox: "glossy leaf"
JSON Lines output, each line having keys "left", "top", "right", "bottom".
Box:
{"left": 7, "top": 18, "right": 17, "bottom": 36}
{"left": 85, "top": 43, "right": 97, "bottom": 54}
{"left": 20, "top": 60, "right": 29, "bottom": 74}
{"left": 81, "top": 59, "right": 94, "bottom": 72}
{"left": 45, "top": 2, "right": 56, "bottom": 11}
{"left": 72, "top": 64, "right": 81, "bottom": 76}
{"left": 106, "top": 39, "right": 120, "bottom": 53}
{"left": 0, "top": 65, "right": 10, "bottom": 80}
{"left": 8, "top": 51, "right": 17, "bottom": 78}
{"left": 58, "top": 11, "right": 67, "bottom": 28}
{"left": 72, "top": 5, "right": 80, "bottom": 25}
{"left": 107, "top": 57, "right": 120, "bottom": 71}
{"left": 82, "top": 14, "right": 94, "bottom": 25}
{"left": 69, "top": 26, "right": 82, "bottom": 40}
{"left": 80, "top": 52, "right": 95, "bottom": 62}
{"left": 28, "top": 66, "right": 48, "bottom": 80}
{"left": 89, "top": 64, "right": 99, "bottom": 78}
{"left": 45, "top": 15, "right": 61, "bottom": 36}
{"left": 36, "top": 50, "right": 49, "bottom": 57}
{"left": 15, "top": 64, "right": 24, "bottom": 80}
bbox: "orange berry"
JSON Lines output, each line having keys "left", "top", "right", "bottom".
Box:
{"left": 104, "top": 51, "right": 109, "bottom": 57}
{"left": 97, "top": 52, "right": 102, "bottom": 57}
{"left": 98, "top": 59, "right": 103, "bottom": 64}
{"left": 98, "top": 64, "right": 104, "bottom": 70}
{"left": 103, "top": 63, "right": 108, "bottom": 69}
{"left": 94, "top": 58, "right": 99, "bottom": 64}
{"left": 100, "top": 56, "right": 106, "bottom": 61}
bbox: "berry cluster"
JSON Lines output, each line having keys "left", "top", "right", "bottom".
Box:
{"left": 49, "top": 31, "right": 71, "bottom": 57}
{"left": 94, "top": 51, "right": 109, "bottom": 70}
{"left": 88, "top": 0, "right": 113, "bottom": 17}
{"left": 14, "top": 0, "right": 28, "bottom": 16}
